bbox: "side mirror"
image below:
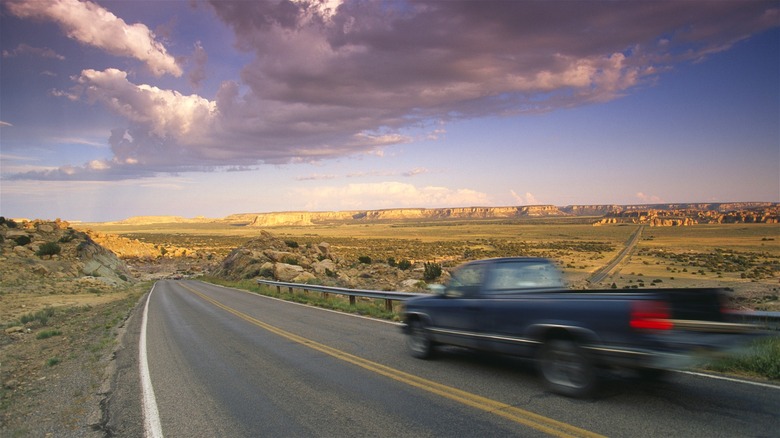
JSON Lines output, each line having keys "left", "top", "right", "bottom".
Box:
{"left": 428, "top": 284, "right": 446, "bottom": 296}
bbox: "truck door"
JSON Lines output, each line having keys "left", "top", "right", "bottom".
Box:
{"left": 433, "top": 262, "right": 486, "bottom": 348}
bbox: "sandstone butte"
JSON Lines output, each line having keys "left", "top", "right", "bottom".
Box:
{"left": 70, "top": 203, "right": 780, "bottom": 228}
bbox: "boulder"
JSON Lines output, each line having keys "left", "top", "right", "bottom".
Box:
{"left": 312, "top": 259, "right": 337, "bottom": 275}
{"left": 274, "top": 263, "right": 305, "bottom": 282}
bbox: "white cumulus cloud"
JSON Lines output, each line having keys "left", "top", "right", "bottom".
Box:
{"left": 5, "top": 0, "right": 181, "bottom": 77}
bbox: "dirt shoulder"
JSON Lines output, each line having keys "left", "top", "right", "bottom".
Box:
{"left": 0, "top": 285, "right": 148, "bottom": 437}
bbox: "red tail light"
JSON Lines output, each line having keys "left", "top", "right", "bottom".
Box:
{"left": 631, "top": 300, "right": 673, "bottom": 331}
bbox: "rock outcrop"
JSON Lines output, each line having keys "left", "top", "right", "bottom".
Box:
{"left": 0, "top": 218, "right": 134, "bottom": 295}
{"left": 210, "top": 231, "right": 435, "bottom": 291}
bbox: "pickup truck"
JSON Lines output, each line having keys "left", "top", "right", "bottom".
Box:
{"left": 400, "top": 257, "right": 762, "bottom": 397}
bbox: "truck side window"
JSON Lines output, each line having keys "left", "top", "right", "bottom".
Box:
{"left": 486, "top": 261, "right": 565, "bottom": 293}
{"left": 447, "top": 264, "right": 485, "bottom": 298}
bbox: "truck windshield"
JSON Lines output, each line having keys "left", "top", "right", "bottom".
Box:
{"left": 486, "top": 261, "right": 565, "bottom": 292}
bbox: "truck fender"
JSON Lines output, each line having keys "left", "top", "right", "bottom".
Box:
{"left": 402, "top": 311, "right": 434, "bottom": 333}
{"left": 526, "top": 323, "right": 602, "bottom": 346}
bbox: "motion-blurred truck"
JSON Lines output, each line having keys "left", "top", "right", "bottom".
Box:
{"left": 401, "top": 257, "right": 763, "bottom": 397}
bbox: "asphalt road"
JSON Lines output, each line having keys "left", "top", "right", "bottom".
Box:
{"left": 587, "top": 225, "right": 644, "bottom": 284}
{"left": 108, "top": 280, "right": 779, "bottom": 437}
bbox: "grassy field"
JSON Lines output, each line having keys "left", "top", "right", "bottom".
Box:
{"left": 82, "top": 219, "right": 779, "bottom": 296}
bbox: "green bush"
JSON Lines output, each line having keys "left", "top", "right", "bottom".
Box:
{"left": 14, "top": 235, "right": 31, "bottom": 246}
{"left": 20, "top": 308, "right": 55, "bottom": 326}
{"left": 0, "top": 217, "right": 18, "bottom": 228}
{"left": 36, "top": 241, "right": 62, "bottom": 258}
{"left": 398, "top": 259, "right": 412, "bottom": 270}
{"left": 706, "top": 337, "right": 780, "bottom": 380}
{"left": 358, "top": 255, "right": 372, "bottom": 264}
{"left": 423, "top": 261, "right": 442, "bottom": 281}
{"left": 36, "top": 329, "right": 62, "bottom": 340}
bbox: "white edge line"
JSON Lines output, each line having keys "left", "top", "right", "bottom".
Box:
{"left": 140, "top": 283, "right": 164, "bottom": 438}
{"left": 676, "top": 370, "right": 780, "bottom": 390}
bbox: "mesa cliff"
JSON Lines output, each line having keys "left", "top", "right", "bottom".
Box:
{"left": 244, "top": 203, "right": 778, "bottom": 227}
{"left": 85, "top": 202, "right": 779, "bottom": 227}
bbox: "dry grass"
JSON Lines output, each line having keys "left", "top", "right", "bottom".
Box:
{"left": 80, "top": 219, "right": 780, "bottom": 309}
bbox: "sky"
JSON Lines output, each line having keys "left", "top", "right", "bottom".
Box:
{"left": 0, "top": 0, "right": 778, "bottom": 222}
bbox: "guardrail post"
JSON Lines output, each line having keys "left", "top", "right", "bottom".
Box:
{"left": 349, "top": 296, "right": 356, "bottom": 306}
{"left": 276, "top": 285, "right": 281, "bottom": 294}
{"left": 288, "top": 286, "right": 293, "bottom": 294}
{"left": 385, "top": 299, "right": 393, "bottom": 312}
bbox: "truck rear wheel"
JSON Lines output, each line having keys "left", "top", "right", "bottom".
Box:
{"left": 537, "top": 339, "right": 597, "bottom": 398}
{"left": 407, "top": 319, "right": 434, "bottom": 359}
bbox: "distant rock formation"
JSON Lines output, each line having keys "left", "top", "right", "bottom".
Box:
{"left": 593, "top": 203, "right": 778, "bottom": 226}
{"left": 73, "top": 202, "right": 779, "bottom": 227}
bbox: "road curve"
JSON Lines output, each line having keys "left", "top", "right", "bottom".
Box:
{"left": 109, "top": 280, "right": 780, "bottom": 437}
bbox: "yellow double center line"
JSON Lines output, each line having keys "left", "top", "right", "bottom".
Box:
{"left": 183, "top": 284, "right": 605, "bottom": 438}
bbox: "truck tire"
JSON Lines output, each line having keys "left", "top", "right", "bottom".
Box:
{"left": 407, "top": 319, "right": 434, "bottom": 359}
{"left": 537, "top": 339, "right": 597, "bottom": 398}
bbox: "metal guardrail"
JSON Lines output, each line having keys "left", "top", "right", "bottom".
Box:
{"left": 729, "top": 310, "right": 780, "bottom": 331}
{"left": 256, "top": 279, "right": 422, "bottom": 311}
{"left": 256, "top": 279, "right": 780, "bottom": 329}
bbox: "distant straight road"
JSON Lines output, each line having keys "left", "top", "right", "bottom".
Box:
{"left": 587, "top": 225, "right": 644, "bottom": 284}
{"left": 109, "top": 280, "right": 780, "bottom": 437}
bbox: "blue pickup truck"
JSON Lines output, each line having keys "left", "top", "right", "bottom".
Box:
{"left": 401, "top": 257, "right": 762, "bottom": 397}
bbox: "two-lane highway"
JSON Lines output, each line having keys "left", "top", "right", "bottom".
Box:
{"left": 116, "top": 280, "right": 779, "bottom": 437}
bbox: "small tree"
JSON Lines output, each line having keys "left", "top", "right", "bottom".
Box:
{"left": 37, "top": 242, "right": 62, "bottom": 258}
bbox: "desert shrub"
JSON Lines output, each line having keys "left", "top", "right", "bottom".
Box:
{"left": 46, "top": 357, "right": 61, "bottom": 367}
{"left": 20, "top": 308, "right": 55, "bottom": 326}
{"left": 259, "top": 267, "right": 274, "bottom": 277}
{"left": 423, "top": 261, "right": 442, "bottom": 281}
{"left": 58, "top": 229, "right": 78, "bottom": 243}
{"left": 398, "top": 259, "right": 412, "bottom": 270}
{"left": 37, "top": 241, "right": 62, "bottom": 258}
{"left": 284, "top": 240, "right": 299, "bottom": 248}
{"left": 0, "top": 217, "right": 18, "bottom": 228}
{"left": 358, "top": 255, "right": 372, "bottom": 264}
{"left": 36, "top": 329, "right": 62, "bottom": 340}
{"left": 282, "top": 256, "right": 299, "bottom": 265}
{"left": 14, "top": 235, "right": 32, "bottom": 246}
{"left": 387, "top": 257, "right": 396, "bottom": 267}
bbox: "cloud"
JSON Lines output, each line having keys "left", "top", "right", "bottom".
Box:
{"left": 4, "top": 0, "right": 181, "bottom": 76}
{"left": 212, "top": 0, "right": 777, "bottom": 113}
{"left": 636, "top": 192, "right": 664, "bottom": 203}
{"left": 6, "top": 1, "right": 778, "bottom": 181}
{"left": 511, "top": 190, "right": 539, "bottom": 205}
{"left": 188, "top": 41, "right": 208, "bottom": 89}
{"left": 402, "top": 167, "right": 429, "bottom": 177}
{"left": 2, "top": 43, "right": 65, "bottom": 60}
{"left": 296, "top": 181, "right": 491, "bottom": 210}
{"left": 295, "top": 173, "right": 338, "bottom": 181}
